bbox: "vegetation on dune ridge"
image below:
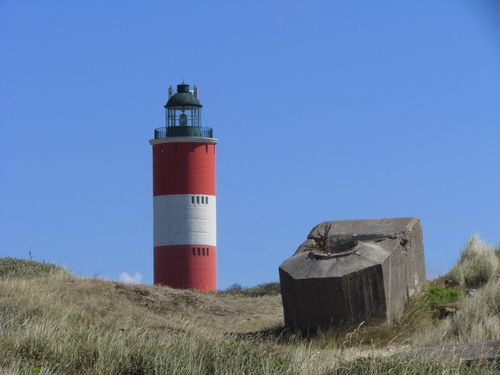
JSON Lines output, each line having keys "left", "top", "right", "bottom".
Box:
{"left": 414, "top": 278, "right": 500, "bottom": 347}
{"left": 0, "top": 258, "right": 68, "bottom": 280}
{"left": 409, "top": 235, "right": 499, "bottom": 347}
{"left": 0, "top": 235, "right": 499, "bottom": 374}
{"left": 449, "top": 234, "right": 499, "bottom": 288}
{"left": 0, "top": 267, "right": 289, "bottom": 374}
{"left": 221, "top": 282, "right": 281, "bottom": 297}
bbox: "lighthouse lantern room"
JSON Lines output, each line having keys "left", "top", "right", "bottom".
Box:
{"left": 150, "top": 83, "right": 218, "bottom": 291}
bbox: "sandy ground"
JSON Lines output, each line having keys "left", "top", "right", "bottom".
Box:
{"left": 113, "top": 282, "right": 284, "bottom": 334}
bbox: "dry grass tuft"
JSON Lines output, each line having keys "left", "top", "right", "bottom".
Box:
{"left": 449, "top": 235, "right": 498, "bottom": 288}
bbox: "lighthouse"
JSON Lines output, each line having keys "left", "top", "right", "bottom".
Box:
{"left": 150, "top": 83, "right": 218, "bottom": 291}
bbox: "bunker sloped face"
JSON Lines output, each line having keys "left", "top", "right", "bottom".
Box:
{"left": 279, "top": 218, "right": 426, "bottom": 333}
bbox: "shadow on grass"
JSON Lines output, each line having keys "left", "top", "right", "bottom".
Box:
{"left": 227, "top": 320, "right": 413, "bottom": 349}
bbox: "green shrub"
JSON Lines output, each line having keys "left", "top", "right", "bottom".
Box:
{"left": 449, "top": 235, "right": 498, "bottom": 288}
{"left": 422, "top": 284, "right": 461, "bottom": 308}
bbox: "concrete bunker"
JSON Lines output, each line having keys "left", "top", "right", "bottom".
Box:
{"left": 279, "top": 218, "right": 426, "bottom": 333}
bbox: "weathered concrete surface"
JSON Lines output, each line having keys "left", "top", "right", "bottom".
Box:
{"left": 279, "top": 218, "right": 426, "bottom": 332}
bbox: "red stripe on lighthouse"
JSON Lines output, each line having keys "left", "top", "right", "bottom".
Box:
{"left": 153, "top": 142, "right": 216, "bottom": 196}
{"left": 154, "top": 245, "right": 216, "bottom": 291}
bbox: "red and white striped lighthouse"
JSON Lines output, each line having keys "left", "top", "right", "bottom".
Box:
{"left": 150, "top": 83, "right": 218, "bottom": 291}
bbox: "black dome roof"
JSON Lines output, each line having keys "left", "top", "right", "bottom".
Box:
{"left": 165, "top": 84, "right": 202, "bottom": 109}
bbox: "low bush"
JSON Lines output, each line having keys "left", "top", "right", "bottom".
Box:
{"left": 422, "top": 283, "right": 461, "bottom": 309}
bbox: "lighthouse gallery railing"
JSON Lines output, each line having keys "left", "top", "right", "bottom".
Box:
{"left": 154, "top": 126, "right": 213, "bottom": 139}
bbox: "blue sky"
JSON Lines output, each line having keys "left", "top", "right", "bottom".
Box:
{"left": 1, "top": 0, "right": 499, "bottom": 288}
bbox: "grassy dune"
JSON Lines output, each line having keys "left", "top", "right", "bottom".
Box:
{"left": 0, "top": 236, "right": 498, "bottom": 374}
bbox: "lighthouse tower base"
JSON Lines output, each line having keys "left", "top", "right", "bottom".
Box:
{"left": 154, "top": 245, "right": 216, "bottom": 291}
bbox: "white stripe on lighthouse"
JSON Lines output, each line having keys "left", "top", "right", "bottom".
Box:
{"left": 153, "top": 194, "right": 216, "bottom": 247}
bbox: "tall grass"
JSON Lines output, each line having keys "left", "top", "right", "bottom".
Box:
{"left": 413, "top": 278, "right": 500, "bottom": 347}
{"left": 412, "top": 235, "right": 499, "bottom": 346}
{"left": 0, "top": 322, "right": 291, "bottom": 374}
{"left": 0, "top": 252, "right": 498, "bottom": 374}
{"left": 3, "top": 272, "right": 485, "bottom": 375}
{"left": 0, "top": 273, "right": 291, "bottom": 374}
{"left": 449, "top": 235, "right": 498, "bottom": 288}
